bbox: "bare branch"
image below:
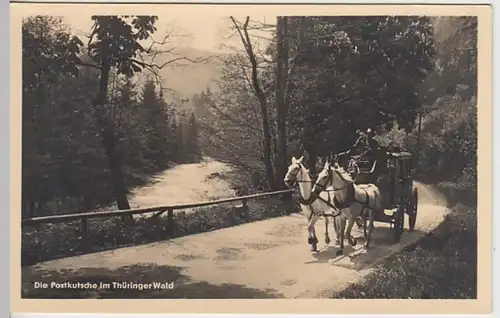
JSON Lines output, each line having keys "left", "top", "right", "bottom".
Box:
{"left": 229, "top": 17, "right": 266, "bottom": 103}
{"left": 142, "top": 31, "right": 174, "bottom": 54}
{"left": 210, "top": 101, "right": 261, "bottom": 133}
{"left": 229, "top": 15, "right": 277, "bottom": 189}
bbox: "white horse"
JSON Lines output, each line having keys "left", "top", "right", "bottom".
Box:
{"left": 283, "top": 156, "right": 340, "bottom": 252}
{"left": 311, "top": 160, "right": 384, "bottom": 255}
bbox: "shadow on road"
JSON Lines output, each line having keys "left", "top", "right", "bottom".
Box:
{"left": 306, "top": 226, "right": 426, "bottom": 270}
{"left": 22, "top": 263, "right": 283, "bottom": 299}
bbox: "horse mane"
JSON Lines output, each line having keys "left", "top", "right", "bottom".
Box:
{"left": 333, "top": 165, "right": 354, "bottom": 183}
{"left": 300, "top": 163, "right": 309, "bottom": 173}
{"left": 298, "top": 163, "right": 311, "bottom": 179}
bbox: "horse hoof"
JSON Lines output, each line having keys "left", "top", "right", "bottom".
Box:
{"left": 351, "top": 238, "right": 358, "bottom": 247}
{"left": 311, "top": 243, "right": 318, "bottom": 252}
{"left": 325, "top": 237, "right": 331, "bottom": 244}
{"left": 336, "top": 250, "right": 343, "bottom": 256}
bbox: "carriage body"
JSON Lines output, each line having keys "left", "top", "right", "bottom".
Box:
{"left": 351, "top": 151, "right": 419, "bottom": 242}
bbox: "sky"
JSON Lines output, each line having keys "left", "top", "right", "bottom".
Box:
{"left": 58, "top": 12, "right": 275, "bottom": 54}
{"left": 18, "top": 4, "right": 483, "bottom": 54}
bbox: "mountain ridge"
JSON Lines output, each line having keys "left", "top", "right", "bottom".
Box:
{"left": 153, "top": 47, "right": 226, "bottom": 111}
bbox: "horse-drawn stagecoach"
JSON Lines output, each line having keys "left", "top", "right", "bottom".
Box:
{"left": 284, "top": 133, "right": 420, "bottom": 253}
{"left": 343, "top": 148, "right": 419, "bottom": 243}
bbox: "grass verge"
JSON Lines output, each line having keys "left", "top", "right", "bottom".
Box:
{"left": 333, "top": 186, "right": 477, "bottom": 299}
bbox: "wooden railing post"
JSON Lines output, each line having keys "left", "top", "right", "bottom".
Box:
{"left": 166, "top": 208, "right": 174, "bottom": 236}
{"left": 80, "top": 217, "right": 88, "bottom": 251}
{"left": 241, "top": 198, "right": 249, "bottom": 218}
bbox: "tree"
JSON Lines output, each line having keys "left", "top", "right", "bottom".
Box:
{"left": 173, "top": 115, "right": 185, "bottom": 162}
{"left": 207, "top": 16, "right": 435, "bottom": 183}
{"left": 76, "top": 16, "right": 163, "bottom": 220}
{"left": 195, "top": 53, "right": 267, "bottom": 182}
{"left": 81, "top": 15, "right": 210, "bottom": 216}
{"left": 230, "top": 16, "right": 277, "bottom": 190}
{"left": 411, "top": 17, "right": 477, "bottom": 187}
{"left": 22, "top": 15, "right": 208, "bottom": 221}
{"left": 22, "top": 16, "right": 88, "bottom": 217}
{"left": 184, "top": 112, "right": 202, "bottom": 162}
{"left": 286, "top": 16, "right": 435, "bottom": 170}
{"left": 422, "top": 16, "right": 477, "bottom": 104}
{"left": 138, "top": 77, "right": 171, "bottom": 167}
{"left": 274, "top": 16, "right": 306, "bottom": 191}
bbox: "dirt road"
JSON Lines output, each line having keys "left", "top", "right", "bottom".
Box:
{"left": 23, "top": 181, "right": 450, "bottom": 299}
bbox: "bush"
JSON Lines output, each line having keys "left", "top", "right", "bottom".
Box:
{"left": 334, "top": 200, "right": 477, "bottom": 299}
{"left": 415, "top": 97, "right": 476, "bottom": 183}
{"left": 342, "top": 92, "right": 478, "bottom": 299}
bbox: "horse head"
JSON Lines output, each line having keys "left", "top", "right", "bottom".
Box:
{"left": 284, "top": 156, "right": 307, "bottom": 188}
{"left": 312, "top": 160, "right": 333, "bottom": 195}
{"left": 312, "top": 159, "right": 351, "bottom": 195}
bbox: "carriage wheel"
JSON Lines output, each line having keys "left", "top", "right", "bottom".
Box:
{"left": 408, "top": 187, "right": 418, "bottom": 231}
{"left": 393, "top": 205, "right": 405, "bottom": 243}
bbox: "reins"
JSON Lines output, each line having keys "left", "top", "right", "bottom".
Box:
{"left": 290, "top": 164, "right": 342, "bottom": 218}
{"left": 320, "top": 166, "right": 373, "bottom": 215}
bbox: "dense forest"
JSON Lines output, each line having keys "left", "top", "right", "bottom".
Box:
{"left": 22, "top": 16, "right": 202, "bottom": 219}
{"left": 21, "top": 14, "right": 479, "bottom": 298}
{"left": 195, "top": 16, "right": 477, "bottom": 196}
{"left": 22, "top": 14, "right": 477, "bottom": 218}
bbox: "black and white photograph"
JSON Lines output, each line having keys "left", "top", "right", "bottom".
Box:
{"left": 15, "top": 3, "right": 488, "bottom": 309}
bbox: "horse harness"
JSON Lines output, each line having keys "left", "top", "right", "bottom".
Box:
{"left": 333, "top": 169, "right": 375, "bottom": 218}
{"left": 315, "top": 167, "right": 375, "bottom": 219}
{"left": 291, "top": 164, "right": 342, "bottom": 219}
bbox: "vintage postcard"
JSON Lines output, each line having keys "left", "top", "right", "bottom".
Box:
{"left": 11, "top": 2, "right": 492, "bottom": 315}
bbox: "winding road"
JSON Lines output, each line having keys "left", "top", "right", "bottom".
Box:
{"left": 23, "top": 159, "right": 451, "bottom": 299}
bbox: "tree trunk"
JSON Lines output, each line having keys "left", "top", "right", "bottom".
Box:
{"left": 95, "top": 62, "right": 133, "bottom": 224}
{"left": 275, "top": 17, "right": 291, "bottom": 199}
{"left": 259, "top": 101, "right": 277, "bottom": 190}
{"left": 231, "top": 17, "right": 277, "bottom": 190}
{"left": 306, "top": 146, "right": 317, "bottom": 176}
{"left": 102, "top": 131, "right": 131, "bottom": 208}
{"left": 416, "top": 111, "right": 423, "bottom": 172}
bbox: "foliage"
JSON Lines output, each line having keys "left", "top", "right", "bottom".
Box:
{"left": 378, "top": 17, "right": 478, "bottom": 191}
{"left": 195, "top": 56, "right": 269, "bottom": 190}
{"left": 87, "top": 15, "right": 159, "bottom": 76}
{"left": 188, "top": 15, "right": 478, "bottom": 299}
{"left": 336, "top": 17, "right": 478, "bottom": 299}
{"left": 183, "top": 112, "right": 203, "bottom": 163}
{"left": 334, "top": 200, "right": 477, "bottom": 299}
{"left": 21, "top": 16, "right": 202, "bottom": 218}
{"left": 415, "top": 95, "right": 477, "bottom": 186}
{"left": 22, "top": 16, "right": 478, "bottom": 301}
{"left": 197, "top": 16, "right": 436, "bottom": 182}
{"left": 289, "top": 16, "right": 435, "bottom": 157}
